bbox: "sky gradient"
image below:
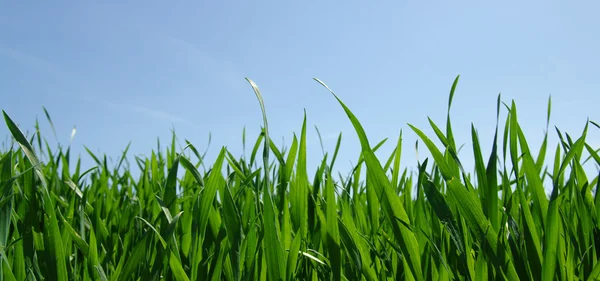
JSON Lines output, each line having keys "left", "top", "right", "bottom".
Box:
{"left": 1, "top": 1, "right": 599, "bottom": 179}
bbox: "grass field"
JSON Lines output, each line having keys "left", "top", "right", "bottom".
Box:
{"left": 1, "top": 76, "right": 599, "bottom": 280}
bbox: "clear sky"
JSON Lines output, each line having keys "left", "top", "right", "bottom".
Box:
{"left": 1, "top": 1, "right": 599, "bottom": 180}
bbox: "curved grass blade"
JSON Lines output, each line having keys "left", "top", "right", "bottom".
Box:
{"left": 339, "top": 207, "right": 377, "bottom": 281}
{"left": 286, "top": 232, "right": 302, "bottom": 281}
{"left": 315, "top": 77, "right": 424, "bottom": 281}
{"left": 3, "top": 110, "right": 68, "bottom": 281}
{"left": 408, "top": 124, "right": 453, "bottom": 181}
{"left": 391, "top": 130, "right": 403, "bottom": 189}
{"left": 445, "top": 178, "right": 520, "bottom": 280}
{"left": 115, "top": 235, "right": 150, "bottom": 281}
{"left": 293, "top": 113, "right": 309, "bottom": 238}
{"left": 246, "top": 77, "right": 285, "bottom": 281}
{"left": 169, "top": 251, "right": 191, "bottom": 281}
{"left": 42, "top": 106, "right": 57, "bottom": 139}
{"left": 198, "top": 148, "right": 226, "bottom": 246}
{"left": 543, "top": 132, "right": 587, "bottom": 281}
{"left": 136, "top": 216, "right": 168, "bottom": 249}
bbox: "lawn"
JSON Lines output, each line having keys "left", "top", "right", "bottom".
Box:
{"left": 1, "top": 76, "right": 599, "bottom": 280}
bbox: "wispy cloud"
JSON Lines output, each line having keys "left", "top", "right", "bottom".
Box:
{"left": 149, "top": 31, "right": 250, "bottom": 95}
{"left": 0, "top": 45, "right": 71, "bottom": 81}
{"left": 103, "top": 101, "right": 199, "bottom": 128}
{"left": 130, "top": 105, "right": 198, "bottom": 128}
{"left": 0, "top": 44, "right": 198, "bottom": 127}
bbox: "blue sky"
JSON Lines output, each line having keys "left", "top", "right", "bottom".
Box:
{"left": 1, "top": 1, "right": 599, "bottom": 179}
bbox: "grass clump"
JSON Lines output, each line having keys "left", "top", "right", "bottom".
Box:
{"left": 1, "top": 76, "right": 599, "bottom": 280}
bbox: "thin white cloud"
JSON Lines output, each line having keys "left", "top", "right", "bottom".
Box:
{"left": 89, "top": 99, "right": 200, "bottom": 128}
{"left": 0, "top": 44, "right": 198, "bottom": 127}
{"left": 128, "top": 104, "right": 199, "bottom": 128}
{"left": 149, "top": 31, "right": 250, "bottom": 95}
{"left": 0, "top": 45, "right": 73, "bottom": 82}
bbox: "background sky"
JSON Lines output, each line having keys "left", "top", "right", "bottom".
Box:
{"left": 1, "top": 1, "right": 599, "bottom": 182}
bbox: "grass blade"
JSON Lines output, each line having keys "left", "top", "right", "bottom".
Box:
{"left": 315, "top": 77, "right": 424, "bottom": 281}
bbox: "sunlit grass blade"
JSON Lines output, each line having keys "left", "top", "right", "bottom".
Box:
{"left": 292, "top": 112, "right": 309, "bottom": 238}
{"left": 3, "top": 110, "right": 68, "bottom": 281}
{"left": 446, "top": 75, "right": 459, "bottom": 151}
{"left": 222, "top": 183, "right": 242, "bottom": 281}
{"left": 543, "top": 132, "right": 587, "bottom": 281}
{"left": 339, "top": 209, "right": 376, "bottom": 281}
{"left": 42, "top": 106, "right": 57, "bottom": 139}
{"left": 485, "top": 94, "right": 501, "bottom": 231}
{"left": 315, "top": 77, "right": 424, "bottom": 281}
{"left": 408, "top": 124, "right": 453, "bottom": 181}
{"left": 445, "top": 178, "right": 520, "bottom": 280}
{"left": 471, "top": 124, "right": 488, "bottom": 209}
{"left": 246, "top": 77, "right": 286, "bottom": 281}
{"left": 286, "top": 232, "right": 302, "bottom": 281}
{"left": 391, "top": 130, "right": 402, "bottom": 189}
{"left": 169, "top": 251, "right": 191, "bottom": 281}
{"left": 325, "top": 170, "right": 341, "bottom": 281}
{"left": 198, "top": 148, "right": 226, "bottom": 246}
{"left": 114, "top": 235, "right": 150, "bottom": 281}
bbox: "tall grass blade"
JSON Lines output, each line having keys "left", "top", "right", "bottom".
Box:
{"left": 314, "top": 77, "right": 424, "bottom": 281}
{"left": 3, "top": 111, "right": 68, "bottom": 281}
{"left": 246, "top": 77, "right": 286, "bottom": 281}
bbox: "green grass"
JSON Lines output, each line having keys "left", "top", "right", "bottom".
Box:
{"left": 1, "top": 76, "right": 599, "bottom": 280}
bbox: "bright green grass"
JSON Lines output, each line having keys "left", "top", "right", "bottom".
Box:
{"left": 1, "top": 76, "right": 599, "bottom": 280}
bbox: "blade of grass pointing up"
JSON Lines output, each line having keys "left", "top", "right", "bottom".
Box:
{"left": 42, "top": 106, "right": 57, "bottom": 140}
{"left": 293, "top": 112, "right": 309, "bottom": 238}
{"left": 485, "top": 93, "right": 501, "bottom": 232}
{"left": 471, "top": 124, "right": 488, "bottom": 209}
{"left": 446, "top": 75, "right": 459, "bottom": 150}
{"left": 222, "top": 184, "right": 242, "bottom": 281}
{"left": 535, "top": 96, "right": 551, "bottom": 173}
{"left": 314, "top": 78, "right": 424, "bottom": 281}
{"left": 510, "top": 102, "right": 549, "bottom": 223}
{"left": 325, "top": 169, "right": 341, "bottom": 281}
{"left": 3, "top": 110, "right": 68, "bottom": 281}
{"left": 445, "top": 75, "right": 460, "bottom": 176}
{"left": 409, "top": 108, "right": 520, "bottom": 280}
{"left": 330, "top": 133, "right": 342, "bottom": 170}
{"left": 246, "top": 77, "right": 285, "bottom": 281}
{"left": 198, "top": 148, "right": 226, "bottom": 252}
{"left": 543, "top": 130, "right": 587, "bottom": 281}
{"left": 391, "top": 130, "right": 403, "bottom": 189}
